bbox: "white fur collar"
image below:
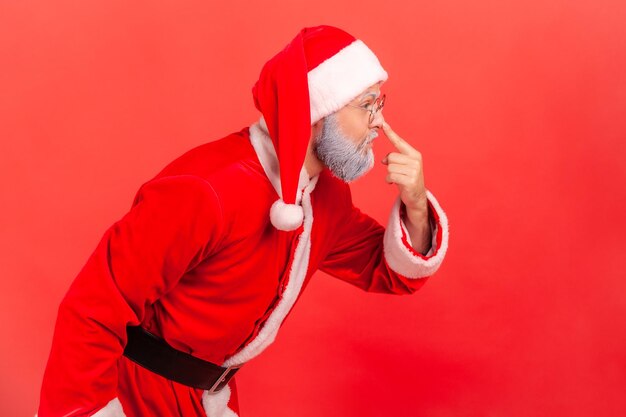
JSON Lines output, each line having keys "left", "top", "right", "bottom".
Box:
{"left": 249, "top": 119, "right": 317, "bottom": 205}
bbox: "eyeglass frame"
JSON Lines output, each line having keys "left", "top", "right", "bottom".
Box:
{"left": 346, "top": 93, "right": 386, "bottom": 125}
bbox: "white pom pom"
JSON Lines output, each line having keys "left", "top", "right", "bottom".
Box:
{"left": 270, "top": 199, "right": 304, "bottom": 231}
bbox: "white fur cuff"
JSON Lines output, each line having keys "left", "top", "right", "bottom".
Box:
{"left": 383, "top": 190, "right": 449, "bottom": 279}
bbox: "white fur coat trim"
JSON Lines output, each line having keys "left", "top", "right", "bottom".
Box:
{"left": 223, "top": 122, "right": 317, "bottom": 367}
{"left": 202, "top": 385, "right": 239, "bottom": 417}
{"left": 250, "top": 119, "right": 311, "bottom": 204}
{"left": 202, "top": 122, "right": 318, "bottom": 415}
{"left": 90, "top": 397, "right": 126, "bottom": 417}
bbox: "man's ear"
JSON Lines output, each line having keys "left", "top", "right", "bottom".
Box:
{"left": 310, "top": 118, "right": 323, "bottom": 142}
{"left": 312, "top": 118, "right": 323, "bottom": 129}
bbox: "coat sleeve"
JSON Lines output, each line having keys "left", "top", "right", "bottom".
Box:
{"left": 37, "top": 175, "right": 225, "bottom": 417}
{"left": 319, "top": 189, "right": 449, "bottom": 294}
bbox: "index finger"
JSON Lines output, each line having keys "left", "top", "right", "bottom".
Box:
{"left": 382, "top": 122, "right": 416, "bottom": 155}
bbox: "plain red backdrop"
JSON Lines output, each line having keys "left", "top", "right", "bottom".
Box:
{"left": 1, "top": 1, "right": 625, "bottom": 416}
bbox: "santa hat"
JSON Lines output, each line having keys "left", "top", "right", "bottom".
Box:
{"left": 252, "top": 25, "right": 388, "bottom": 231}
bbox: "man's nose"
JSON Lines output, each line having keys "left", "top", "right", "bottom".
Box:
{"left": 369, "top": 111, "right": 385, "bottom": 129}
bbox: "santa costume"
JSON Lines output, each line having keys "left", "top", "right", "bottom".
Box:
{"left": 36, "top": 25, "right": 449, "bottom": 417}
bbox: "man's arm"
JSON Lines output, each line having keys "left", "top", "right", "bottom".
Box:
{"left": 37, "top": 175, "right": 224, "bottom": 417}
{"left": 402, "top": 200, "right": 433, "bottom": 255}
{"left": 319, "top": 189, "right": 448, "bottom": 294}
{"left": 380, "top": 121, "right": 437, "bottom": 256}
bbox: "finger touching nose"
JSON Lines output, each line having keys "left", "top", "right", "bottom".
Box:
{"left": 370, "top": 111, "right": 385, "bottom": 129}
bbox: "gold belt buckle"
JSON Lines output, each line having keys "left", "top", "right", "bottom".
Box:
{"left": 207, "top": 364, "right": 240, "bottom": 394}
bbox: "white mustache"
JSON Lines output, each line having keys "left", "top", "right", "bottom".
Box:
{"left": 365, "top": 131, "right": 378, "bottom": 144}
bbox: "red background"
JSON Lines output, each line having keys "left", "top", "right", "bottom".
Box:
{"left": 1, "top": 1, "right": 625, "bottom": 416}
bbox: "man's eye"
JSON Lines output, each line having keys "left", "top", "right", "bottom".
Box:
{"left": 361, "top": 102, "right": 373, "bottom": 109}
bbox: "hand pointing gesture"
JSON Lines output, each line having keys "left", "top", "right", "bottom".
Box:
{"left": 381, "top": 121, "right": 433, "bottom": 255}
{"left": 381, "top": 122, "right": 428, "bottom": 212}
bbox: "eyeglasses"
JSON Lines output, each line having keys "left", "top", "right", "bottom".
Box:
{"left": 346, "top": 94, "right": 386, "bottom": 125}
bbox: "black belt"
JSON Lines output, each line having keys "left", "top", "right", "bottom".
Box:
{"left": 122, "top": 325, "right": 240, "bottom": 393}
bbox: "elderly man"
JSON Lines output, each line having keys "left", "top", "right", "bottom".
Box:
{"left": 37, "top": 25, "right": 449, "bottom": 417}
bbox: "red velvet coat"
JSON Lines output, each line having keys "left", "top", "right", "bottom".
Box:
{"left": 36, "top": 122, "right": 449, "bottom": 417}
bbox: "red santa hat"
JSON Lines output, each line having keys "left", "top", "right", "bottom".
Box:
{"left": 252, "top": 25, "right": 388, "bottom": 231}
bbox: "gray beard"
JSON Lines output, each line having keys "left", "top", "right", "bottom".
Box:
{"left": 313, "top": 113, "right": 377, "bottom": 183}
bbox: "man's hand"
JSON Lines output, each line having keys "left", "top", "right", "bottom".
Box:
{"left": 381, "top": 121, "right": 433, "bottom": 255}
